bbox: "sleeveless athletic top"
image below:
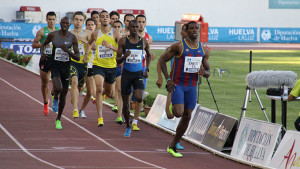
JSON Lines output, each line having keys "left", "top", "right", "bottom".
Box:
{"left": 123, "top": 36, "right": 144, "bottom": 72}
{"left": 170, "top": 39, "right": 205, "bottom": 87}
{"left": 51, "top": 31, "right": 74, "bottom": 63}
{"left": 70, "top": 29, "right": 87, "bottom": 64}
{"left": 41, "top": 26, "right": 59, "bottom": 56}
{"left": 93, "top": 28, "right": 117, "bottom": 68}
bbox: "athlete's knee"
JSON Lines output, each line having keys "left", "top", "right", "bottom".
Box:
{"left": 135, "top": 97, "right": 143, "bottom": 103}
{"left": 173, "top": 107, "right": 184, "bottom": 118}
{"left": 96, "top": 87, "right": 104, "bottom": 94}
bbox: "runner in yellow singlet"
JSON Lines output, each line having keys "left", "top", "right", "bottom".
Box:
{"left": 85, "top": 10, "right": 121, "bottom": 127}
{"left": 69, "top": 11, "right": 93, "bottom": 119}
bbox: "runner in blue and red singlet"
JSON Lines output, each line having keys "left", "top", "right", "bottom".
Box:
{"left": 159, "top": 21, "right": 210, "bottom": 158}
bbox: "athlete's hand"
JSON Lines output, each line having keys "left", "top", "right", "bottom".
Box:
{"left": 83, "top": 53, "right": 88, "bottom": 63}
{"left": 40, "top": 53, "right": 47, "bottom": 61}
{"left": 156, "top": 77, "right": 163, "bottom": 88}
{"left": 166, "top": 80, "right": 176, "bottom": 93}
{"left": 143, "top": 71, "right": 148, "bottom": 78}
{"left": 102, "top": 40, "right": 111, "bottom": 49}
{"left": 124, "top": 49, "right": 131, "bottom": 58}
{"left": 198, "top": 66, "right": 205, "bottom": 76}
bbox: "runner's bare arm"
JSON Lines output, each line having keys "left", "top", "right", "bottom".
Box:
{"left": 160, "top": 42, "right": 181, "bottom": 80}
{"left": 156, "top": 47, "right": 170, "bottom": 88}
{"left": 84, "top": 31, "right": 97, "bottom": 60}
{"left": 32, "top": 28, "right": 44, "bottom": 48}
{"left": 148, "top": 34, "right": 156, "bottom": 60}
{"left": 201, "top": 46, "right": 210, "bottom": 78}
{"left": 116, "top": 37, "right": 130, "bottom": 64}
{"left": 160, "top": 42, "right": 182, "bottom": 93}
{"left": 144, "top": 39, "right": 151, "bottom": 73}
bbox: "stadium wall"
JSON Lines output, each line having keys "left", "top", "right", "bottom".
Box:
{"left": 1, "top": 0, "right": 300, "bottom": 27}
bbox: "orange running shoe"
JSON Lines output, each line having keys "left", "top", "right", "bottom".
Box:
{"left": 43, "top": 99, "right": 49, "bottom": 116}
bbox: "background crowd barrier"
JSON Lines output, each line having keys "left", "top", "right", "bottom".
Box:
{"left": 1, "top": 22, "right": 300, "bottom": 43}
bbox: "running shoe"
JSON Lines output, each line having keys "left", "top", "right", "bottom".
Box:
{"left": 123, "top": 127, "right": 131, "bottom": 137}
{"left": 79, "top": 110, "right": 87, "bottom": 118}
{"left": 55, "top": 119, "right": 62, "bottom": 130}
{"left": 112, "top": 105, "right": 118, "bottom": 113}
{"left": 43, "top": 99, "right": 49, "bottom": 116}
{"left": 176, "top": 142, "right": 184, "bottom": 150}
{"left": 50, "top": 90, "right": 54, "bottom": 102}
{"left": 73, "top": 109, "right": 79, "bottom": 119}
{"left": 115, "top": 116, "right": 123, "bottom": 125}
{"left": 98, "top": 118, "right": 104, "bottom": 127}
{"left": 52, "top": 99, "right": 58, "bottom": 112}
{"left": 132, "top": 123, "right": 140, "bottom": 131}
{"left": 92, "top": 98, "right": 96, "bottom": 104}
{"left": 167, "top": 145, "right": 183, "bottom": 158}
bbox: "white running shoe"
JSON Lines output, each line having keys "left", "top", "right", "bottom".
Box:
{"left": 79, "top": 110, "right": 87, "bottom": 118}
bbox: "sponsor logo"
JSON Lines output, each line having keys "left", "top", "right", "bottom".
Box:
{"left": 261, "top": 29, "right": 271, "bottom": 41}
{"left": 32, "top": 25, "right": 41, "bottom": 36}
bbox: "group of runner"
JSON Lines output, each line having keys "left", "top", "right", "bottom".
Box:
{"left": 32, "top": 10, "right": 210, "bottom": 158}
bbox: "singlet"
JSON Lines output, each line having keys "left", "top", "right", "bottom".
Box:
{"left": 70, "top": 29, "right": 88, "bottom": 64}
{"left": 123, "top": 36, "right": 144, "bottom": 72}
{"left": 142, "top": 32, "right": 150, "bottom": 67}
{"left": 40, "top": 26, "right": 59, "bottom": 43}
{"left": 170, "top": 39, "right": 205, "bottom": 87}
{"left": 51, "top": 31, "right": 74, "bottom": 63}
{"left": 41, "top": 26, "right": 59, "bottom": 56}
{"left": 290, "top": 80, "right": 300, "bottom": 98}
{"left": 93, "top": 28, "right": 118, "bottom": 68}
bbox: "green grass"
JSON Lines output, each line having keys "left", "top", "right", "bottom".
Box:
{"left": 106, "top": 49, "right": 300, "bottom": 130}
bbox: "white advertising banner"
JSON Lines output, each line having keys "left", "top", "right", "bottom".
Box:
{"left": 145, "top": 94, "right": 166, "bottom": 124}
{"left": 231, "top": 118, "right": 281, "bottom": 165}
{"left": 269, "top": 130, "right": 300, "bottom": 169}
{"left": 157, "top": 104, "right": 199, "bottom": 132}
{"left": 25, "top": 54, "right": 40, "bottom": 75}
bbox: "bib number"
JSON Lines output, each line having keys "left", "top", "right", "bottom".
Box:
{"left": 184, "top": 56, "right": 202, "bottom": 73}
{"left": 54, "top": 48, "right": 69, "bottom": 62}
{"left": 44, "top": 42, "right": 52, "bottom": 55}
{"left": 78, "top": 43, "right": 85, "bottom": 56}
{"left": 125, "top": 49, "right": 143, "bottom": 63}
{"left": 98, "top": 45, "right": 113, "bottom": 59}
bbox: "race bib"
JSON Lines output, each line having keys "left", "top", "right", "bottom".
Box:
{"left": 54, "top": 48, "right": 69, "bottom": 62}
{"left": 78, "top": 43, "right": 85, "bottom": 56}
{"left": 98, "top": 45, "right": 113, "bottom": 59}
{"left": 44, "top": 42, "right": 52, "bottom": 55}
{"left": 125, "top": 49, "right": 143, "bottom": 63}
{"left": 184, "top": 56, "right": 202, "bottom": 73}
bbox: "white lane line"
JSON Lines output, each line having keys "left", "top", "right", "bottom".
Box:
{"left": 0, "top": 122, "right": 64, "bottom": 169}
{"left": 0, "top": 77, "right": 165, "bottom": 169}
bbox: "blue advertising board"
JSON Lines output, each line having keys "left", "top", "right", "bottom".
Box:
{"left": 146, "top": 26, "right": 175, "bottom": 41}
{"left": 2, "top": 42, "right": 40, "bottom": 55}
{"left": 208, "top": 27, "right": 258, "bottom": 43}
{"left": 0, "top": 22, "right": 73, "bottom": 39}
{"left": 260, "top": 28, "right": 300, "bottom": 43}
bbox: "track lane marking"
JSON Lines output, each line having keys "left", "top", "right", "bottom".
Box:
{"left": 0, "top": 77, "right": 165, "bottom": 169}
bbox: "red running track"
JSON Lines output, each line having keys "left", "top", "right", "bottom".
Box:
{"left": 0, "top": 59, "right": 253, "bottom": 169}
